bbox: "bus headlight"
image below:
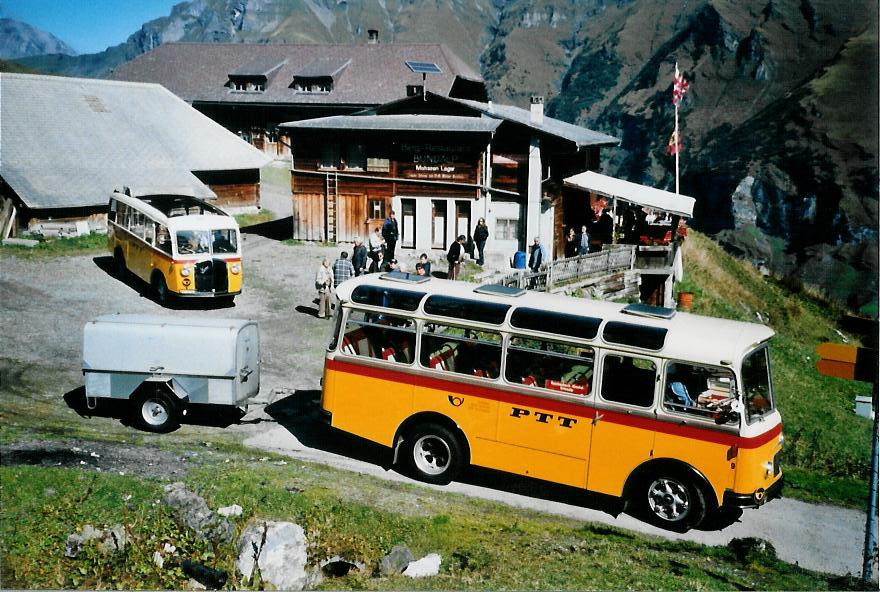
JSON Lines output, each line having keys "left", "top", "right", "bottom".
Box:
{"left": 180, "top": 267, "right": 191, "bottom": 277}
{"left": 231, "top": 264, "right": 241, "bottom": 274}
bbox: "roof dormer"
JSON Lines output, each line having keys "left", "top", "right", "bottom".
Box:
{"left": 290, "top": 58, "right": 351, "bottom": 94}
{"left": 226, "top": 57, "right": 287, "bottom": 93}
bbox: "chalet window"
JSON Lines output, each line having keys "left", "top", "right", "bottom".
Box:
{"left": 369, "top": 199, "right": 386, "bottom": 220}
{"left": 319, "top": 144, "right": 341, "bottom": 169}
{"left": 367, "top": 157, "right": 391, "bottom": 173}
{"left": 495, "top": 218, "right": 518, "bottom": 240}
{"left": 345, "top": 144, "right": 366, "bottom": 170}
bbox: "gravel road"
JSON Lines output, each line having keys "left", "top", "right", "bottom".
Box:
{"left": 0, "top": 208, "right": 875, "bottom": 581}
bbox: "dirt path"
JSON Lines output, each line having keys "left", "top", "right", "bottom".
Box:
{"left": 0, "top": 232, "right": 874, "bottom": 581}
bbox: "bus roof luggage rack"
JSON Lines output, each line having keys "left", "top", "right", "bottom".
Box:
{"left": 380, "top": 271, "right": 431, "bottom": 284}
{"left": 621, "top": 303, "right": 676, "bottom": 319}
{"left": 473, "top": 284, "right": 526, "bottom": 297}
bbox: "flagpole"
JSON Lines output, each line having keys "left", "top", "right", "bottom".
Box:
{"left": 674, "top": 62, "right": 680, "bottom": 195}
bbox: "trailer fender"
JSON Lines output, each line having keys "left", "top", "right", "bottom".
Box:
{"left": 144, "top": 376, "right": 189, "bottom": 402}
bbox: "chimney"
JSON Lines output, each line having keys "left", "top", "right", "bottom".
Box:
{"left": 530, "top": 95, "right": 544, "bottom": 125}
{"left": 368, "top": 29, "right": 379, "bottom": 44}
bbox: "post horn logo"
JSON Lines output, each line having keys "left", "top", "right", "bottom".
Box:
{"left": 448, "top": 395, "right": 464, "bottom": 407}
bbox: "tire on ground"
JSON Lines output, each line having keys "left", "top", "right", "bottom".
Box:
{"left": 403, "top": 422, "right": 466, "bottom": 485}
{"left": 636, "top": 470, "right": 707, "bottom": 531}
{"left": 131, "top": 384, "right": 180, "bottom": 433}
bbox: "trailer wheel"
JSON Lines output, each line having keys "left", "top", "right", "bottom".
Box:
{"left": 132, "top": 386, "right": 179, "bottom": 433}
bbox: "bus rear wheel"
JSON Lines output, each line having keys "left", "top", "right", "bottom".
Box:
{"left": 131, "top": 386, "right": 179, "bottom": 433}
{"left": 638, "top": 472, "right": 706, "bottom": 531}
{"left": 404, "top": 423, "right": 464, "bottom": 485}
{"left": 114, "top": 249, "right": 126, "bottom": 278}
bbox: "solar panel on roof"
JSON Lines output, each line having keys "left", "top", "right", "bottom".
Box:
{"left": 621, "top": 303, "right": 676, "bottom": 319}
{"left": 473, "top": 284, "right": 525, "bottom": 297}
{"left": 405, "top": 61, "right": 443, "bottom": 74}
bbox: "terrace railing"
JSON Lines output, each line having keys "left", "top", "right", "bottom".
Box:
{"left": 494, "top": 245, "right": 636, "bottom": 292}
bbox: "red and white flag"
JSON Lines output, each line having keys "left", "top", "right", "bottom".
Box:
{"left": 665, "top": 130, "right": 682, "bottom": 155}
{"left": 672, "top": 63, "right": 689, "bottom": 106}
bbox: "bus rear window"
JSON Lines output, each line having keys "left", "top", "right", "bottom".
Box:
{"left": 423, "top": 296, "right": 509, "bottom": 325}
{"left": 602, "top": 321, "right": 667, "bottom": 350}
{"left": 510, "top": 308, "right": 601, "bottom": 340}
{"left": 351, "top": 286, "right": 424, "bottom": 311}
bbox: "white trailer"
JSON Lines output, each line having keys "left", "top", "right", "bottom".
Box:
{"left": 83, "top": 314, "right": 260, "bottom": 432}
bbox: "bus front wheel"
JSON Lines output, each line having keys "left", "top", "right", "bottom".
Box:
{"left": 638, "top": 473, "right": 706, "bottom": 531}
{"left": 131, "top": 386, "right": 180, "bottom": 433}
{"left": 151, "top": 273, "right": 169, "bottom": 306}
{"left": 404, "top": 423, "right": 464, "bottom": 485}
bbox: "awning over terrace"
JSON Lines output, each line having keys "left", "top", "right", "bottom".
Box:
{"left": 563, "top": 171, "right": 695, "bottom": 218}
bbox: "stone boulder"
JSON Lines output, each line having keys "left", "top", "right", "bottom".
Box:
{"left": 403, "top": 553, "right": 442, "bottom": 578}
{"left": 237, "top": 521, "right": 308, "bottom": 591}
{"left": 64, "top": 524, "right": 128, "bottom": 558}
{"left": 162, "top": 482, "right": 234, "bottom": 544}
{"left": 378, "top": 544, "right": 415, "bottom": 576}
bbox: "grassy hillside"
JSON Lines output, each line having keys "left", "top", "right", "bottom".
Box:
{"left": 679, "top": 231, "right": 873, "bottom": 505}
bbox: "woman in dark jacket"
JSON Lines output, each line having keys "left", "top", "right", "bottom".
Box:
{"left": 473, "top": 217, "right": 489, "bottom": 265}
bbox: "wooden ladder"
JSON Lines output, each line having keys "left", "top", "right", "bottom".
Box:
{"left": 325, "top": 172, "right": 338, "bottom": 242}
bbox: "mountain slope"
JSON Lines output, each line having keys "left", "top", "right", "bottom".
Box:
{"left": 0, "top": 18, "right": 76, "bottom": 59}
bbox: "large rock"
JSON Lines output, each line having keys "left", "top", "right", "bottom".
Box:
{"left": 162, "top": 482, "right": 234, "bottom": 543}
{"left": 378, "top": 544, "right": 415, "bottom": 576}
{"left": 403, "top": 553, "right": 442, "bottom": 578}
{"left": 237, "top": 521, "right": 308, "bottom": 591}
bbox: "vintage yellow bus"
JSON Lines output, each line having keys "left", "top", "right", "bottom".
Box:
{"left": 108, "top": 188, "right": 243, "bottom": 304}
{"left": 322, "top": 272, "right": 783, "bottom": 530}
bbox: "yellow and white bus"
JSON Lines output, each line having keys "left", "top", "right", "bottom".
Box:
{"left": 322, "top": 272, "right": 783, "bottom": 530}
{"left": 108, "top": 188, "right": 243, "bottom": 304}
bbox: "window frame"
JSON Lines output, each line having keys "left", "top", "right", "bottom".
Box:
{"left": 597, "top": 352, "right": 658, "bottom": 409}
{"left": 504, "top": 335, "right": 595, "bottom": 400}
{"left": 661, "top": 359, "right": 739, "bottom": 423}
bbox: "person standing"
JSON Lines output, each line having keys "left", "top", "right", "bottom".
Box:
{"left": 333, "top": 251, "right": 355, "bottom": 286}
{"left": 473, "top": 218, "right": 489, "bottom": 265}
{"left": 565, "top": 227, "right": 577, "bottom": 258}
{"left": 382, "top": 210, "right": 399, "bottom": 262}
{"left": 577, "top": 224, "right": 590, "bottom": 256}
{"left": 446, "top": 235, "right": 466, "bottom": 280}
{"left": 529, "top": 236, "right": 548, "bottom": 272}
{"left": 351, "top": 236, "right": 367, "bottom": 276}
{"left": 315, "top": 258, "right": 333, "bottom": 319}
{"left": 368, "top": 226, "right": 384, "bottom": 273}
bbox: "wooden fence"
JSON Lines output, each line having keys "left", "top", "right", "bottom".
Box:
{"left": 494, "top": 245, "right": 636, "bottom": 292}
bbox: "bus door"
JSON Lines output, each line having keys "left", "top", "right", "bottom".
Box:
{"left": 494, "top": 338, "right": 595, "bottom": 488}
{"left": 652, "top": 361, "right": 739, "bottom": 496}
{"left": 126, "top": 210, "right": 153, "bottom": 279}
{"left": 587, "top": 352, "right": 659, "bottom": 497}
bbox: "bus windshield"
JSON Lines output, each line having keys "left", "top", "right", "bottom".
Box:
{"left": 175, "top": 229, "right": 238, "bottom": 255}
{"left": 742, "top": 347, "right": 774, "bottom": 422}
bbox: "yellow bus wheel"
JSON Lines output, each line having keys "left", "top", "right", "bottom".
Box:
{"left": 404, "top": 423, "right": 464, "bottom": 485}
{"left": 151, "top": 273, "right": 169, "bottom": 306}
{"left": 638, "top": 473, "right": 706, "bottom": 531}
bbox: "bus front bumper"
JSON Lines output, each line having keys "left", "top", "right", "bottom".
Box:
{"left": 722, "top": 476, "right": 784, "bottom": 509}
{"left": 176, "top": 290, "right": 242, "bottom": 298}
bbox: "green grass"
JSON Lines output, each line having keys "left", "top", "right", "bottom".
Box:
{"left": 1, "top": 461, "right": 861, "bottom": 591}
{"left": 1, "top": 233, "right": 107, "bottom": 256}
{"left": 234, "top": 209, "right": 276, "bottom": 227}
{"left": 680, "top": 232, "right": 873, "bottom": 506}
{"left": 261, "top": 163, "right": 292, "bottom": 189}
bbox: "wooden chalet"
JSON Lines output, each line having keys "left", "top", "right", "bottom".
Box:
{"left": 0, "top": 73, "right": 270, "bottom": 236}
{"left": 282, "top": 92, "right": 619, "bottom": 262}
{"left": 109, "top": 35, "right": 487, "bottom": 158}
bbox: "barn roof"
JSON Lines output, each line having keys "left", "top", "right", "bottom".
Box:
{"left": 109, "top": 42, "right": 485, "bottom": 106}
{"left": 0, "top": 73, "right": 269, "bottom": 210}
{"left": 283, "top": 113, "right": 501, "bottom": 133}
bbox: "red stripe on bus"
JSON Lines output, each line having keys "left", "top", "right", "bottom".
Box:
{"left": 325, "top": 357, "right": 782, "bottom": 449}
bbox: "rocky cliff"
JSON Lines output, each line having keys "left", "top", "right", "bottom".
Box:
{"left": 10, "top": 0, "right": 878, "bottom": 312}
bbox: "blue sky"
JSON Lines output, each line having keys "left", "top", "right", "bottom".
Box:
{"left": 1, "top": 0, "right": 179, "bottom": 54}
